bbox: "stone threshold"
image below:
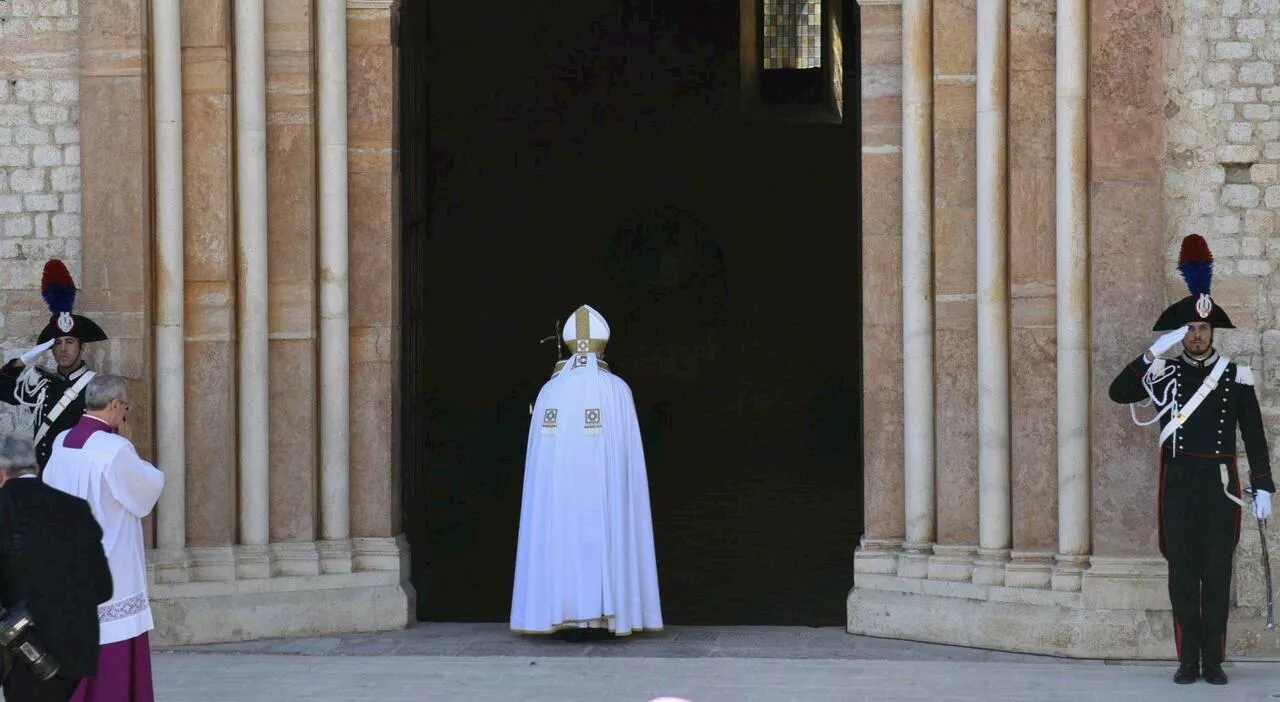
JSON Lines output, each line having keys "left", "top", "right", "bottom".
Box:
{"left": 144, "top": 536, "right": 415, "bottom": 646}
{"left": 848, "top": 565, "right": 1280, "bottom": 660}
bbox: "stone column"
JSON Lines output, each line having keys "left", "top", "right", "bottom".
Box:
{"left": 1086, "top": 0, "right": 1163, "bottom": 559}
{"left": 152, "top": 0, "right": 188, "bottom": 575}
{"left": 1052, "top": 0, "right": 1090, "bottom": 591}
{"left": 1006, "top": 0, "right": 1058, "bottom": 588}
{"left": 853, "top": 0, "right": 907, "bottom": 577}
{"left": 265, "top": 0, "right": 321, "bottom": 575}
{"left": 318, "top": 0, "right": 354, "bottom": 562}
{"left": 974, "top": 0, "right": 1011, "bottom": 586}
{"left": 181, "top": 0, "right": 239, "bottom": 582}
{"left": 234, "top": 0, "right": 272, "bottom": 578}
{"left": 346, "top": 0, "right": 403, "bottom": 567}
{"left": 899, "top": 0, "right": 936, "bottom": 579}
{"left": 929, "top": 0, "right": 979, "bottom": 583}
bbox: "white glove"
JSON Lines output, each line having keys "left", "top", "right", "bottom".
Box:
{"left": 1148, "top": 326, "right": 1188, "bottom": 358}
{"left": 18, "top": 338, "right": 54, "bottom": 365}
{"left": 1255, "top": 490, "right": 1272, "bottom": 520}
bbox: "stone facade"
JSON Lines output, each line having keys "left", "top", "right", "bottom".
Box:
{"left": 850, "top": 0, "right": 1280, "bottom": 659}
{"left": 0, "top": 0, "right": 83, "bottom": 437}
{"left": 5, "top": 0, "right": 1278, "bottom": 655}
{"left": 0, "top": 0, "right": 412, "bottom": 645}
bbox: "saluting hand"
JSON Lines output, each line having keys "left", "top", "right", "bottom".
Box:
{"left": 17, "top": 338, "right": 55, "bottom": 367}
{"left": 1147, "top": 326, "right": 1189, "bottom": 360}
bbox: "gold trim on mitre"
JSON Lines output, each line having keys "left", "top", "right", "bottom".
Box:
{"left": 561, "top": 304, "right": 610, "bottom": 357}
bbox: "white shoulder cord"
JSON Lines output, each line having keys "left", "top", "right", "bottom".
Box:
{"left": 1129, "top": 359, "right": 1178, "bottom": 428}
{"left": 12, "top": 366, "right": 48, "bottom": 428}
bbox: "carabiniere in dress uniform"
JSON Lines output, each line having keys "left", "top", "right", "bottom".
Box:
{"left": 1109, "top": 233, "right": 1274, "bottom": 687}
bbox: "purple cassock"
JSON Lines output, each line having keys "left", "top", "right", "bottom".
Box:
{"left": 70, "top": 633, "right": 155, "bottom": 702}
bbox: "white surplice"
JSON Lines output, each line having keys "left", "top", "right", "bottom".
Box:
{"left": 43, "top": 418, "right": 165, "bottom": 645}
{"left": 510, "top": 348, "right": 663, "bottom": 635}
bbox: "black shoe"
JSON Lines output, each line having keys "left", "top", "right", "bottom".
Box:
{"left": 1173, "top": 662, "right": 1199, "bottom": 684}
{"left": 1202, "top": 663, "right": 1228, "bottom": 685}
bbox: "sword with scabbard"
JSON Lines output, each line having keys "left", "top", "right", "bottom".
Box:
{"left": 1246, "top": 487, "right": 1276, "bottom": 630}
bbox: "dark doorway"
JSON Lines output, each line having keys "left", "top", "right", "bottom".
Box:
{"left": 399, "top": 0, "right": 863, "bottom": 627}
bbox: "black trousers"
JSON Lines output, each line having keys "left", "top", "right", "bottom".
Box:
{"left": 2, "top": 659, "right": 81, "bottom": 702}
{"left": 1160, "top": 457, "right": 1241, "bottom": 667}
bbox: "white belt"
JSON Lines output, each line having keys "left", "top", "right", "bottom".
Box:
{"left": 34, "top": 370, "right": 95, "bottom": 445}
{"left": 1158, "top": 356, "right": 1230, "bottom": 451}
{"left": 1221, "top": 463, "right": 1245, "bottom": 508}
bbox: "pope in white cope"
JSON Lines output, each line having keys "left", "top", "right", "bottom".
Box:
{"left": 42, "top": 374, "right": 165, "bottom": 702}
{"left": 510, "top": 304, "right": 663, "bottom": 637}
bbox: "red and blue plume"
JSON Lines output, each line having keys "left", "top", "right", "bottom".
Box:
{"left": 1178, "top": 234, "right": 1214, "bottom": 297}
{"left": 40, "top": 259, "right": 77, "bottom": 314}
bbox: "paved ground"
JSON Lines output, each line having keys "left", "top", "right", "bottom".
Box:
{"left": 149, "top": 653, "right": 1280, "bottom": 701}
{"left": 133, "top": 623, "right": 1280, "bottom": 701}
{"left": 155, "top": 622, "right": 1065, "bottom": 661}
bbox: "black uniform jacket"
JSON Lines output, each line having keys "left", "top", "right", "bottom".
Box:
{"left": 1109, "top": 350, "right": 1276, "bottom": 494}
{"left": 0, "top": 360, "right": 92, "bottom": 469}
{"left": 0, "top": 478, "right": 112, "bottom": 680}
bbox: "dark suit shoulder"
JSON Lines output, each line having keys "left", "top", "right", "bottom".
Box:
{"left": 5, "top": 481, "right": 98, "bottom": 527}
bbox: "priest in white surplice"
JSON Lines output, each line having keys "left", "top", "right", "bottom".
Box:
{"left": 43, "top": 374, "right": 164, "bottom": 702}
{"left": 510, "top": 304, "right": 663, "bottom": 637}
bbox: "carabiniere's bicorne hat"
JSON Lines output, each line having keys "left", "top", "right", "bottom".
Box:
{"left": 1152, "top": 234, "right": 1234, "bottom": 331}
{"left": 36, "top": 259, "right": 108, "bottom": 344}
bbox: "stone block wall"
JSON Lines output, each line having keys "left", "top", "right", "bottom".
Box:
{"left": 1164, "top": 0, "right": 1280, "bottom": 626}
{"left": 0, "top": 0, "right": 82, "bottom": 435}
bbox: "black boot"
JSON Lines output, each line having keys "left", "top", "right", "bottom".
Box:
{"left": 1173, "top": 662, "right": 1199, "bottom": 684}
{"left": 1201, "top": 662, "right": 1228, "bottom": 685}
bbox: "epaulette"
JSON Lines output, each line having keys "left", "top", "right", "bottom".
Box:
{"left": 1236, "top": 364, "right": 1255, "bottom": 386}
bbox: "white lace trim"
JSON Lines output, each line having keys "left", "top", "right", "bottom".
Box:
{"left": 98, "top": 591, "right": 148, "bottom": 624}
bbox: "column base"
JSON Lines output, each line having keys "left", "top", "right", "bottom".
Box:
{"left": 354, "top": 534, "right": 410, "bottom": 572}
{"left": 271, "top": 541, "right": 321, "bottom": 577}
{"left": 853, "top": 538, "right": 902, "bottom": 575}
{"left": 1004, "top": 550, "right": 1055, "bottom": 589}
{"left": 318, "top": 538, "right": 354, "bottom": 574}
{"left": 1052, "top": 554, "right": 1089, "bottom": 592}
{"left": 928, "top": 544, "right": 977, "bottom": 582}
{"left": 187, "top": 546, "right": 236, "bottom": 582}
{"left": 897, "top": 542, "right": 932, "bottom": 579}
{"left": 236, "top": 544, "right": 272, "bottom": 579}
{"left": 971, "top": 547, "right": 1010, "bottom": 586}
{"left": 150, "top": 547, "right": 191, "bottom": 584}
{"left": 147, "top": 536, "right": 414, "bottom": 646}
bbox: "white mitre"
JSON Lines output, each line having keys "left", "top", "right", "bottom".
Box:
{"left": 562, "top": 304, "right": 611, "bottom": 357}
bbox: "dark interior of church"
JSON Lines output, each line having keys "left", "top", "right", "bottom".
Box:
{"left": 398, "top": 0, "right": 864, "bottom": 627}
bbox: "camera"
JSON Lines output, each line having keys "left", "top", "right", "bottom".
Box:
{"left": 0, "top": 602, "right": 59, "bottom": 681}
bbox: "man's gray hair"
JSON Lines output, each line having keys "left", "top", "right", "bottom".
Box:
{"left": 85, "top": 374, "right": 129, "bottom": 411}
{"left": 0, "top": 434, "right": 38, "bottom": 477}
